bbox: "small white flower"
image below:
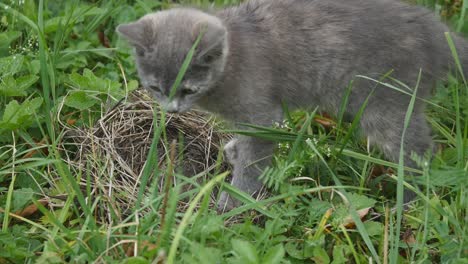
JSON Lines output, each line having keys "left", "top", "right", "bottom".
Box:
{"left": 326, "top": 146, "right": 332, "bottom": 157}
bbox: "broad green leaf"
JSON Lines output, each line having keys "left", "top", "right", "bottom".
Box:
{"left": 284, "top": 241, "right": 310, "bottom": 260}
{"left": 0, "top": 55, "right": 24, "bottom": 77}
{"left": 0, "top": 76, "right": 28, "bottom": 97}
{"left": 0, "top": 75, "right": 39, "bottom": 97}
{"left": 0, "top": 31, "right": 21, "bottom": 56}
{"left": 68, "top": 72, "right": 90, "bottom": 88}
{"left": 12, "top": 188, "right": 34, "bottom": 212}
{"left": 264, "top": 219, "right": 288, "bottom": 236}
{"left": 346, "top": 193, "right": 376, "bottom": 209}
{"left": 312, "top": 247, "right": 330, "bottom": 264}
{"left": 64, "top": 91, "right": 99, "bottom": 110}
{"left": 122, "top": 257, "right": 149, "bottom": 264}
{"left": 127, "top": 79, "right": 139, "bottom": 91}
{"left": 44, "top": 16, "right": 65, "bottom": 34}
{"left": 22, "top": 0, "right": 37, "bottom": 22}
{"left": 198, "top": 216, "right": 223, "bottom": 237}
{"left": 262, "top": 244, "right": 285, "bottom": 264}
{"left": 0, "top": 226, "right": 36, "bottom": 260}
{"left": 0, "top": 31, "right": 21, "bottom": 47}
{"left": 182, "top": 243, "right": 222, "bottom": 264}
{"left": 0, "top": 97, "right": 43, "bottom": 130}
{"left": 331, "top": 245, "right": 350, "bottom": 264}
{"left": 44, "top": 6, "right": 104, "bottom": 33}
{"left": 232, "top": 239, "right": 259, "bottom": 264}
{"left": 68, "top": 69, "right": 123, "bottom": 98}
{"left": 27, "top": 60, "right": 41, "bottom": 75}
{"left": 363, "top": 221, "right": 384, "bottom": 237}
{"left": 16, "top": 75, "right": 39, "bottom": 90}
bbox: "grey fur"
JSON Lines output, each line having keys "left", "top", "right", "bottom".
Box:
{"left": 117, "top": 0, "right": 468, "bottom": 211}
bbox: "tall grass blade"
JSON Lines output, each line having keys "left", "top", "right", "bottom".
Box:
{"left": 305, "top": 140, "right": 381, "bottom": 263}
{"left": 38, "top": 0, "right": 54, "bottom": 139}
{"left": 445, "top": 33, "right": 467, "bottom": 167}
{"left": 136, "top": 107, "right": 165, "bottom": 207}
{"left": 168, "top": 30, "right": 204, "bottom": 99}
{"left": 287, "top": 109, "right": 316, "bottom": 162}
{"left": 390, "top": 70, "right": 421, "bottom": 264}
{"left": 167, "top": 171, "right": 228, "bottom": 264}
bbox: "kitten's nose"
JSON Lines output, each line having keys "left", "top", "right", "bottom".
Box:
{"left": 165, "top": 99, "right": 179, "bottom": 113}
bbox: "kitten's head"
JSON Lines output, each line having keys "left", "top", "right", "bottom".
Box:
{"left": 117, "top": 8, "right": 228, "bottom": 112}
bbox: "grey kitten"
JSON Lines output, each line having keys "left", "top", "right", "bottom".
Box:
{"left": 117, "top": 0, "right": 468, "bottom": 211}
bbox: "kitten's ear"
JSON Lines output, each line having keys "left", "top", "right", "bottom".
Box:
{"left": 192, "top": 19, "right": 227, "bottom": 65}
{"left": 117, "top": 21, "right": 149, "bottom": 55}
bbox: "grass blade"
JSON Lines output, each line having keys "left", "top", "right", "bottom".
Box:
{"left": 390, "top": 70, "right": 421, "bottom": 264}
{"left": 167, "top": 171, "right": 228, "bottom": 264}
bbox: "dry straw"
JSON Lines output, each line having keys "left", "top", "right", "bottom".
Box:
{"left": 61, "top": 90, "right": 230, "bottom": 221}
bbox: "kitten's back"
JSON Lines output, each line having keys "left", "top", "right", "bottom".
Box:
{"left": 215, "top": 0, "right": 466, "bottom": 112}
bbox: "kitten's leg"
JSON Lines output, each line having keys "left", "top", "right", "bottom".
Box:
{"left": 218, "top": 136, "right": 275, "bottom": 212}
{"left": 362, "top": 109, "right": 432, "bottom": 204}
{"left": 223, "top": 138, "right": 238, "bottom": 164}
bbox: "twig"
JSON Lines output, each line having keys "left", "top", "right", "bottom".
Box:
{"left": 155, "top": 139, "right": 177, "bottom": 250}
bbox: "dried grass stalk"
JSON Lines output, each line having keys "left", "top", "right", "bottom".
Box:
{"left": 61, "top": 90, "right": 230, "bottom": 220}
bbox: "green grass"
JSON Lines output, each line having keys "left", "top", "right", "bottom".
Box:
{"left": 0, "top": 0, "right": 467, "bottom": 263}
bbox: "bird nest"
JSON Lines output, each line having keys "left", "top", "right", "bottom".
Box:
{"left": 62, "top": 90, "right": 231, "bottom": 221}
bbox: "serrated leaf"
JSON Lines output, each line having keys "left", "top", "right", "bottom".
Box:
{"left": 83, "top": 69, "right": 121, "bottom": 94}
{"left": 0, "top": 31, "right": 21, "bottom": 56}
{"left": 44, "top": 16, "right": 65, "bottom": 34}
{"left": 363, "top": 221, "right": 383, "bottom": 237}
{"left": 347, "top": 193, "right": 376, "bottom": 209}
{"left": 122, "top": 257, "right": 149, "bottom": 264}
{"left": 284, "top": 242, "right": 309, "bottom": 260}
{"left": 341, "top": 207, "right": 371, "bottom": 228}
{"left": 12, "top": 188, "right": 34, "bottom": 212}
{"left": 0, "top": 76, "right": 26, "bottom": 97}
{"left": 265, "top": 219, "right": 288, "bottom": 236}
{"left": 28, "top": 60, "right": 41, "bottom": 75}
{"left": 0, "top": 31, "right": 21, "bottom": 46}
{"left": 312, "top": 247, "right": 330, "bottom": 264}
{"left": 0, "top": 55, "right": 24, "bottom": 77}
{"left": 331, "top": 245, "right": 350, "bottom": 264}
{"left": 183, "top": 243, "right": 222, "bottom": 264}
{"left": 16, "top": 75, "right": 39, "bottom": 90}
{"left": 68, "top": 69, "right": 123, "bottom": 98}
{"left": 0, "top": 97, "right": 43, "bottom": 130}
{"left": 0, "top": 31, "right": 21, "bottom": 57}
{"left": 232, "top": 239, "right": 259, "bottom": 264}
{"left": 199, "top": 216, "right": 223, "bottom": 237}
{"left": 68, "top": 72, "right": 90, "bottom": 89}
{"left": 22, "top": 0, "right": 37, "bottom": 22}
{"left": 26, "top": 97, "right": 43, "bottom": 110}
{"left": 0, "top": 75, "right": 38, "bottom": 97}
{"left": 262, "top": 244, "right": 285, "bottom": 264}
{"left": 127, "top": 79, "right": 139, "bottom": 91}
{"left": 64, "top": 91, "right": 98, "bottom": 110}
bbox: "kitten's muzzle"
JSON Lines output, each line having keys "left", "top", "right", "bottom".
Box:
{"left": 166, "top": 108, "right": 179, "bottom": 113}
{"left": 164, "top": 99, "right": 187, "bottom": 113}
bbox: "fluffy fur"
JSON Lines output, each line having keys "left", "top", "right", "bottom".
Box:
{"left": 117, "top": 0, "right": 468, "bottom": 211}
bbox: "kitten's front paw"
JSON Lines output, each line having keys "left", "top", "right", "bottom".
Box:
{"left": 217, "top": 191, "right": 241, "bottom": 213}
{"left": 223, "top": 139, "right": 238, "bottom": 165}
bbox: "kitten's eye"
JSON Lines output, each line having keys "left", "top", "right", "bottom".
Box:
{"left": 191, "top": 65, "right": 210, "bottom": 72}
{"left": 203, "top": 54, "right": 216, "bottom": 64}
{"left": 182, "top": 88, "right": 198, "bottom": 95}
{"left": 135, "top": 45, "right": 146, "bottom": 56}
